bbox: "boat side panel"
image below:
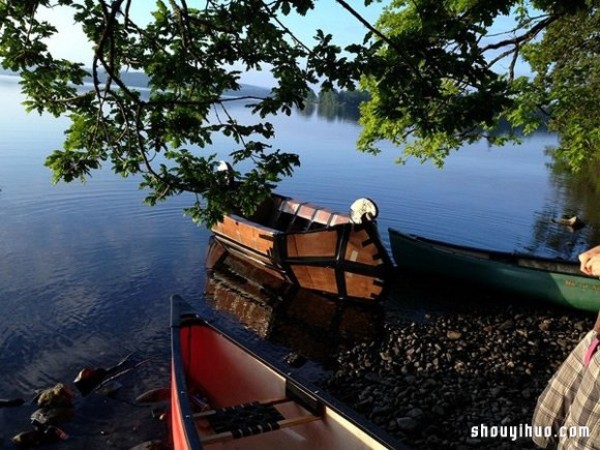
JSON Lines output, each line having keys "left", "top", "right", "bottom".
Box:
{"left": 286, "top": 230, "right": 338, "bottom": 258}
{"left": 344, "top": 272, "right": 384, "bottom": 300}
{"left": 180, "top": 324, "right": 286, "bottom": 406}
{"left": 212, "top": 215, "right": 279, "bottom": 257}
{"left": 288, "top": 265, "right": 338, "bottom": 295}
{"left": 170, "top": 363, "right": 196, "bottom": 450}
{"left": 344, "top": 227, "right": 386, "bottom": 267}
{"left": 212, "top": 238, "right": 281, "bottom": 272}
{"left": 277, "top": 200, "right": 324, "bottom": 223}
{"left": 171, "top": 312, "right": 205, "bottom": 450}
{"left": 330, "top": 214, "right": 351, "bottom": 226}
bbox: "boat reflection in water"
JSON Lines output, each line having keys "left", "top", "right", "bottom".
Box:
{"left": 204, "top": 238, "right": 384, "bottom": 363}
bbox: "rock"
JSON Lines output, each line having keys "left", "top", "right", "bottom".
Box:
{"left": 129, "top": 440, "right": 168, "bottom": 450}
{"left": 447, "top": 330, "right": 462, "bottom": 340}
{"left": 396, "top": 417, "right": 418, "bottom": 431}
{"left": 490, "top": 387, "right": 502, "bottom": 397}
{"left": 404, "top": 375, "right": 417, "bottom": 385}
{"left": 34, "top": 383, "right": 74, "bottom": 409}
{"left": 431, "top": 405, "right": 446, "bottom": 416}
{"left": 97, "top": 381, "right": 122, "bottom": 397}
{"left": 406, "top": 407, "right": 424, "bottom": 419}
{"left": 12, "top": 425, "right": 68, "bottom": 447}
{"left": 73, "top": 367, "right": 107, "bottom": 396}
{"left": 371, "top": 403, "right": 392, "bottom": 417}
{"left": 30, "top": 407, "right": 74, "bottom": 427}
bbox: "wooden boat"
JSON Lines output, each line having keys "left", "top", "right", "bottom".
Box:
{"left": 388, "top": 228, "right": 600, "bottom": 312}
{"left": 209, "top": 193, "right": 391, "bottom": 302}
{"left": 169, "top": 294, "right": 405, "bottom": 450}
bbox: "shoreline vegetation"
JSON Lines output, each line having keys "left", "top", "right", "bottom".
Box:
{"left": 0, "top": 67, "right": 364, "bottom": 119}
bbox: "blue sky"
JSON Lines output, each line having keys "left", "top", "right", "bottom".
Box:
{"left": 38, "top": 1, "right": 527, "bottom": 87}
{"left": 38, "top": 1, "right": 385, "bottom": 87}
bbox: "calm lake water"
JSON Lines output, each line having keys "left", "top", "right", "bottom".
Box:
{"left": 1, "top": 74, "right": 598, "bottom": 448}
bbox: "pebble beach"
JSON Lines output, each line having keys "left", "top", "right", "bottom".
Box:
{"left": 320, "top": 271, "right": 595, "bottom": 450}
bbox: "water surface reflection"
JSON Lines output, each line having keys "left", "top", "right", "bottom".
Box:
{"left": 204, "top": 238, "right": 385, "bottom": 364}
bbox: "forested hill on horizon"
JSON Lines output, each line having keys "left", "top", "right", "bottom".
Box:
{"left": 0, "top": 67, "right": 272, "bottom": 98}
{"left": 0, "top": 66, "right": 369, "bottom": 118}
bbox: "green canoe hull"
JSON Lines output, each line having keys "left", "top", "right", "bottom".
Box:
{"left": 388, "top": 228, "right": 600, "bottom": 312}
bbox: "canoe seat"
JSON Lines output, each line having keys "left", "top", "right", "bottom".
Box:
{"left": 205, "top": 401, "right": 284, "bottom": 438}
{"left": 195, "top": 397, "right": 321, "bottom": 445}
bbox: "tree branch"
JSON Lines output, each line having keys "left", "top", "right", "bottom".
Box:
{"left": 334, "top": 0, "right": 421, "bottom": 76}
{"left": 482, "top": 15, "right": 558, "bottom": 52}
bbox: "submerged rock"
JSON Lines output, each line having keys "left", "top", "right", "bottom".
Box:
{"left": 30, "top": 407, "right": 74, "bottom": 427}
{"left": 34, "top": 383, "right": 74, "bottom": 409}
{"left": 12, "top": 425, "right": 68, "bottom": 448}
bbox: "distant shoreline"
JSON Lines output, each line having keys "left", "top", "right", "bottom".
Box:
{"left": 0, "top": 68, "right": 272, "bottom": 97}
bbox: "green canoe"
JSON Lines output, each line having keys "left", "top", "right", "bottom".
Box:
{"left": 388, "top": 228, "right": 600, "bottom": 312}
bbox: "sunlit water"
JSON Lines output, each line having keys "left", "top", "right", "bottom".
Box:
{"left": 0, "top": 74, "right": 597, "bottom": 447}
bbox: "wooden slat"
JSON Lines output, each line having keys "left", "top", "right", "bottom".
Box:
{"left": 286, "top": 230, "right": 338, "bottom": 258}
{"left": 344, "top": 229, "right": 382, "bottom": 266}
{"left": 212, "top": 215, "right": 278, "bottom": 255}
{"left": 344, "top": 272, "right": 383, "bottom": 300}
{"left": 289, "top": 265, "right": 338, "bottom": 294}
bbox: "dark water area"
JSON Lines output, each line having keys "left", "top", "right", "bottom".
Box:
{"left": 1, "top": 73, "right": 600, "bottom": 448}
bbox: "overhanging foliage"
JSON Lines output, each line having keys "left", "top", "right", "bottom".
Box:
{"left": 0, "top": 0, "right": 598, "bottom": 225}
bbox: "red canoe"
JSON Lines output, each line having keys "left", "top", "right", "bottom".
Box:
{"left": 168, "top": 294, "right": 405, "bottom": 450}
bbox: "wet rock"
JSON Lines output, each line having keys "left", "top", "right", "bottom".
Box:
{"left": 130, "top": 440, "right": 169, "bottom": 450}
{"left": 12, "top": 425, "right": 68, "bottom": 448}
{"left": 283, "top": 352, "right": 307, "bottom": 368}
{"left": 406, "top": 407, "right": 424, "bottom": 419}
{"left": 97, "top": 381, "right": 122, "bottom": 397}
{"left": 34, "top": 383, "right": 74, "bottom": 409}
{"left": 30, "top": 407, "right": 74, "bottom": 427}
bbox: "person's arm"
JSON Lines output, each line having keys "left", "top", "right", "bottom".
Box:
{"left": 578, "top": 245, "right": 600, "bottom": 276}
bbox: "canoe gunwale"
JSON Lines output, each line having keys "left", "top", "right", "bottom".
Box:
{"left": 170, "top": 299, "right": 205, "bottom": 450}
{"left": 169, "top": 295, "right": 404, "bottom": 450}
{"left": 388, "top": 228, "right": 581, "bottom": 276}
